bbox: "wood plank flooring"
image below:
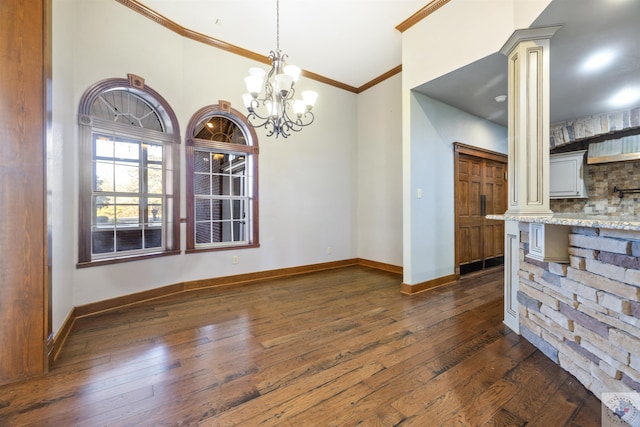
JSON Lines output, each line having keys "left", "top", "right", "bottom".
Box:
{"left": 0, "top": 266, "right": 601, "bottom": 426}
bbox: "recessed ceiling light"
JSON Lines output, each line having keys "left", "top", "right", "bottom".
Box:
{"left": 609, "top": 87, "right": 640, "bottom": 108}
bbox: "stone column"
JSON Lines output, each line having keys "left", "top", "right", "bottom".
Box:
{"left": 500, "top": 26, "right": 561, "bottom": 216}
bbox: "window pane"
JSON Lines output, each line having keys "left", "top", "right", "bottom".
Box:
{"left": 232, "top": 176, "right": 245, "bottom": 196}
{"left": 95, "top": 162, "right": 114, "bottom": 192}
{"left": 194, "top": 151, "right": 211, "bottom": 172}
{"left": 228, "top": 155, "right": 246, "bottom": 172}
{"left": 95, "top": 199, "right": 115, "bottom": 225}
{"left": 211, "top": 199, "right": 223, "bottom": 221}
{"left": 93, "top": 91, "right": 164, "bottom": 132}
{"left": 195, "top": 198, "right": 211, "bottom": 221}
{"left": 193, "top": 116, "right": 246, "bottom": 144}
{"left": 144, "top": 228, "right": 162, "bottom": 249}
{"left": 146, "top": 143, "right": 162, "bottom": 162}
{"left": 213, "top": 221, "right": 228, "bottom": 243}
{"left": 114, "top": 139, "right": 140, "bottom": 161}
{"left": 194, "top": 174, "right": 210, "bottom": 195}
{"left": 114, "top": 164, "right": 140, "bottom": 192}
{"left": 195, "top": 222, "right": 212, "bottom": 244}
{"left": 148, "top": 198, "right": 163, "bottom": 223}
{"left": 92, "top": 230, "right": 114, "bottom": 254}
{"left": 217, "top": 220, "right": 232, "bottom": 242}
{"left": 115, "top": 196, "right": 139, "bottom": 225}
{"left": 116, "top": 229, "right": 143, "bottom": 251}
{"left": 212, "top": 174, "right": 227, "bottom": 195}
{"left": 95, "top": 136, "right": 114, "bottom": 158}
{"left": 147, "top": 167, "right": 163, "bottom": 194}
{"left": 233, "top": 220, "right": 246, "bottom": 241}
{"left": 232, "top": 199, "right": 246, "bottom": 220}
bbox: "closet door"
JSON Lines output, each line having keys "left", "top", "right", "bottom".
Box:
{"left": 454, "top": 144, "right": 507, "bottom": 275}
{"left": 482, "top": 159, "right": 507, "bottom": 265}
{"left": 456, "top": 154, "right": 484, "bottom": 268}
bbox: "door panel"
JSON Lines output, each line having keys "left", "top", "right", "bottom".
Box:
{"left": 457, "top": 154, "right": 484, "bottom": 267}
{"left": 455, "top": 145, "right": 507, "bottom": 275}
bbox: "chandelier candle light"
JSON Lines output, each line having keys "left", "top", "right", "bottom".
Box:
{"left": 242, "top": 0, "right": 318, "bottom": 138}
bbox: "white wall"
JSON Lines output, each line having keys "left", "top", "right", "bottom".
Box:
{"left": 401, "top": 0, "right": 551, "bottom": 286}
{"left": 406, "top": 93, "right": 507, "bottom": 284}
{"left": 52, "top": 0, "right": 359, "bottom": 323}
{"left": 402, "top": 0, "right": 553, "bottom": 90}
{"left": 357, "top": 74, "right": 403, "bottom": 267}
{"left": 51, "top": 0, "right": 76, "bottom": 333}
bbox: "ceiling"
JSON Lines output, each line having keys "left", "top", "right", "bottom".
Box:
{"left": 138, "top": 0, "right": 640, "bottom": 127}
{"left": 138, "top": 0, "right": 426, "bottom": 89}
{"left": 415, "top": 0, "right": 640, "bottom": 127}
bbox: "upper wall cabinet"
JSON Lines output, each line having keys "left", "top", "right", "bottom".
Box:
{"left": 550, "top": 150, "right": 587, "bottom": 199}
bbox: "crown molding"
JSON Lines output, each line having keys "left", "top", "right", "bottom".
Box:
{"left": 358, "top": 65, "right": 403, "bottom": 93}
{"left": 395, "top": 0, "right": 451, "bottom": 33}
{"left": 115, "top": 0, "right": 369, "bottom": 93}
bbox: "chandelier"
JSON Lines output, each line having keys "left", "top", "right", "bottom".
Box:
{"left": 242, "top": 0, "right": 318, "bottom": 139}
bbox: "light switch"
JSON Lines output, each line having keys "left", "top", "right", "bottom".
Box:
{"left": 417, "top": 188, "right": 422, "bottom": 198}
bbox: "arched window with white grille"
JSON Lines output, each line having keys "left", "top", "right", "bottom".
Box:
{"left": 77, "top": 74, "right": 180, "bottom": 265}
{"left": 185, "top": 101, "right": 259, "bottom": 252}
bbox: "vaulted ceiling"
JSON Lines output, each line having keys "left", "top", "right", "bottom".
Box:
{"left": 137, "top": 0, "right": 427, "bottom": 90}
{"left": 136, "top": 0, "right": 640, "bottom": 127}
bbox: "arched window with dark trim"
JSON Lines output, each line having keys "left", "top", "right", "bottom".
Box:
{"left": 77, "top": 74, "right": 180, "bottom": 266}
{"left": 186, "top": 100, "right": 259, "bottom": 252}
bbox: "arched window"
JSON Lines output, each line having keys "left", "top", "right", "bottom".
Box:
{"left": 186, "top": 101, "right": 259, "bottom": 252}
{"left": 77, "top": 74, "right": 180, "bottom": 266}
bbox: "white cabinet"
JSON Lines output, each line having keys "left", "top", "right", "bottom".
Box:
{"left": 550, "top": 150, "right": 587, "bottom": 198}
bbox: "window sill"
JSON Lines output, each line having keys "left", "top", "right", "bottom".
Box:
{"left": 77, "top": 249, "right": 181, "bottom": 268}
{"left": 185, "top": 243, "right": 259, "bottom": 254}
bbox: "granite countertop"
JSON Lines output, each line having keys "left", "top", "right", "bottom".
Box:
{"left": 486, "top": 212, "right": 640, "bottom": 231}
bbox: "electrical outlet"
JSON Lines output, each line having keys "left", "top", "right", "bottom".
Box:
{"left": 327, "top": 246, "right": 332, "bottom": 254}
{"left": 232, "top": 255, "right": 239, "bottom": 264}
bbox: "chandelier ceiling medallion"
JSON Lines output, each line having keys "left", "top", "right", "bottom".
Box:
{"left": 242, "top": 0, "right": 318, "bottom": 138}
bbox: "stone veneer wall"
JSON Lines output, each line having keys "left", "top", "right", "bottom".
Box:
{"left": 518, "top": 223, "right": 640, "bottom": 398}
{"left": 550, "top": 107, "right": 640, "bottom": 149}
{"left": 551, "top": 160, "right": 640, "bottom": 215}
{"left": 549, "top": 106, "right": 640, "bottom": 216}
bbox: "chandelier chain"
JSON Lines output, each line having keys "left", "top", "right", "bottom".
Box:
{"left": 242, "top": 0, "right": 317, "bottom": 138}
{"left": 276, "top": 0, "right": 280, "bottom": 51}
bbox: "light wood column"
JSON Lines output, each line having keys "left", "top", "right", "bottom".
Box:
{"left": 500, "top": 26, "right": 560, "bottom": 217}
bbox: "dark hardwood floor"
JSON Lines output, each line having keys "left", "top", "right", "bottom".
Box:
{"left": 0, "top": 266, "right": 601, "bottom": 426}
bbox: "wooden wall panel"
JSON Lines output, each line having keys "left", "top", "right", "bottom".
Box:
{"left": 0, "top": 0, "right": 48, "bottom": 385}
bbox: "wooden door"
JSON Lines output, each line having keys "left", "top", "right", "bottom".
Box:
{"left": 454, "top": 143, "right": 507, "bottom": 275}
{"left": 457, "top": 154, "right": 484, "bottom": 268}
{"left": 482, "top": 158, "right": 507, "bottom": 261}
